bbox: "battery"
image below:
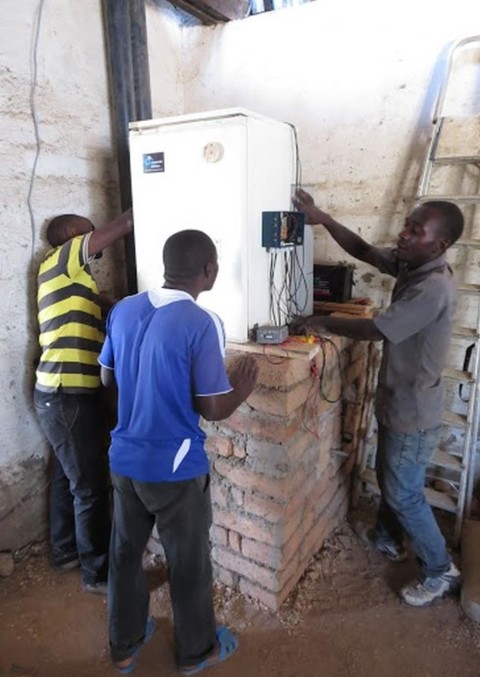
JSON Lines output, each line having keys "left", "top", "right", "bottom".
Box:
{"left": 313, "top": 264, "right": 354, "bottom": 303}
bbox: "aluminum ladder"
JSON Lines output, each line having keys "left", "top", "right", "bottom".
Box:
{"left": 358, "top": 36, "right": 480, "bottom": 545}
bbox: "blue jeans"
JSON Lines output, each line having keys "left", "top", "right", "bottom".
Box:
{"left": 34, "top": 388, "right": 110, "bottom": 584}
{"left": 374, "top": 423, "right": 451, "bottom": 579}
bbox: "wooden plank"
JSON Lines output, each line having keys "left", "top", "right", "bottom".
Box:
{"left": 313, "top": 300, "right": 374, "bottom": 316}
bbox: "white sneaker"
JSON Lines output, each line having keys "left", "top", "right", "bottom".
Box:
{"left": 400, "top": 562, "right": 461, "bottom": 607}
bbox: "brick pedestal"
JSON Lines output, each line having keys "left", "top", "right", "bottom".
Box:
{"left": 147, "top": 337, "right": 375, "bottom": 610}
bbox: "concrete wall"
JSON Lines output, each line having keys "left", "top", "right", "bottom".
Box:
{"left": 0, "top": 0, "right": 183, "bottom": 551}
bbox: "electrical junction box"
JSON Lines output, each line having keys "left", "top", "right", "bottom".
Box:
{"left": 262, "top": 211, "right": 305, "bottom": 248}
{"left": 256, "top": 324, "right": 289, "bottom": 344}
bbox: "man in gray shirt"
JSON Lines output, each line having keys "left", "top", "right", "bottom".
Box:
{"left": 293, "top": 188, "right": 464, "bottom": 607}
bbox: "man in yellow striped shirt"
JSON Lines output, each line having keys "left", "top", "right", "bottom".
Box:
{"left": 34, "top": 208, "right": 132, "bottom": 593}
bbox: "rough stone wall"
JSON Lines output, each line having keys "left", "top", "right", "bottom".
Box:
{"left": 0, "top": 0, "right": 183, "bottom": 551}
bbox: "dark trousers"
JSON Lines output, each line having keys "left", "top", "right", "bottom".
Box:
{"left": 109, "top": 472, "right": 216, "bottom": 666}
{"left": 34, "top": 388, "right": 110, "bottom": 584}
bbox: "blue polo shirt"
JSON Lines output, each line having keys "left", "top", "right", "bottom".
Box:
{"left": 98, "top": 288, "right": 232, "bottom": 481}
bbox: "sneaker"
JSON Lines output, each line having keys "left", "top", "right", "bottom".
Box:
{"left": 52, "top": 557, "right": 81, "bottom": 572}
{"left": 81, "top": 580, "right": 108, "bottom": 595}
{"left": 361, "top": 526, "right": 407, "bottom": 562}
{"left": 400, "top": 562, "right": 461, "bottom": 607}
{"left": 375, "top": 539, "right": 408, "bottom": 563}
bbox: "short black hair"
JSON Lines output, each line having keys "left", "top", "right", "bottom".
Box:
{"left": 424, "top": 201, "right": 464, "bottom": 246}
{"left": 163, "top": 230, "right": 217, "bottom": 282}
{"left": 46, "top": 214, "right": 80, "bottom": 247}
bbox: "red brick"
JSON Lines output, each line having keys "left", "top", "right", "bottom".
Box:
{"left": 211, "top": 525, "right": 228, "bottom": 547}
{"left": 286, "top": 429, "right": 318, "bottom": 463}
{"left": 214, "top": 458, "right": 289, "bottom": 501}
{"left": 205, "top": 435, "right": 233, "bottom": 458}
{"left": 213, "top": 508, "right": 280, "bottom": 546}
{"left": 213, "top": 546, "right": 280, "bottom": 592}
{"left": 230, "top": 486, "right": 244, "bottom": 507}
{"left": 228, "top": 530, "right": 241, "bottom": 552}
{"left": 255, "top": 355, "right": 312, "bottom": 390}
{"left": 238, "top": 578, "right": 282, "bottom": 610}
{"left": 281, "top": 524, "right": 304, "bottom": 567}
{"left": 247, "top": 379, "right": 313, "bottom": 417}
{"left": 300, "top": 514, "right": 330, "bottom": 561}
{"left": 214, "top": 564, "right": 235, "bottom": 587}
{"left": 233, "top": 442, "right": 246, "bottom": 459}
{"left": 224, "top": 409, "right": 302, "bottom": 444}
{"left": 245, "top": 439, "right": 289, "bottom": 479}
{"left": 211, "top": 483, "right": 228, "bottom": 509}
{"left": 243, "top": 493, "right": 285, "bottom": 524}
{"left": 241, "top": 538, "right": 284, "bottom": 570}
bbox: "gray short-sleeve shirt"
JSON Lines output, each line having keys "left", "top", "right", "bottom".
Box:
{"left": 370, "top": 248, "right": 456, "bottom": 433}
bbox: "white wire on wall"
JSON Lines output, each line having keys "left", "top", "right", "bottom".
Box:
{"left": 27, "top": 0, "right": 46, "bottom": 261}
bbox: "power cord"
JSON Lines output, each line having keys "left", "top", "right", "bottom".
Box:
{"left": 27, "top": 0, "right": 46, "bottom": 261}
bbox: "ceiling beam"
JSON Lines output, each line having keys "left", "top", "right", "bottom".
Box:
{"left": 168, "top": 0, "right": 250, "bottom": 24}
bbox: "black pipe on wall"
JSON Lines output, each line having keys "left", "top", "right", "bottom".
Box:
{"left": 129, "top": 0, "right": 152, "bottom": 122}
{"left": 102, "top": 0, "right": 152, "bottom": 294}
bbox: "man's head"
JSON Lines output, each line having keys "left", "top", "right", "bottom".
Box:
{"left": 163, "top": 230, "right": 218, "bottom": 293}
{"left": 396, "top": 201, "right": 464, "bottom": 267}
{"left": 46, "top": 214, "right": 94, "bottom": 248}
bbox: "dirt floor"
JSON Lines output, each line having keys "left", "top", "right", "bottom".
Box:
{"left": 1, "top": 509, "right": 480, "bottom": 677}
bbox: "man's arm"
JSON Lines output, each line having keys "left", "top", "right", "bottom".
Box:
{"left": 293, "top": 189, "right": 378, "bottom": 266}
{"left": 100, "top": 365, "right": 115, "bottom": 388}
{"left": 194, "top": 355, "right": 258, "bottom": 421}
{"left": 294, "top": 315, "right": 384, "bottom": 342}
{"left": 88, "top": 208, "right": 133, "bottom": 257}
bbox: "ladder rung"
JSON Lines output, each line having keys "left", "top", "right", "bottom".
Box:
{"left": 443, "top": 410, "right": 468, "bottom": 428}
{"left": 360, "top": 469, "right": 457, "bottom": 513}
{"left": 424, "top": 486, "right": 458, "bottom": 513}
{"left": 457, "top": 283, "right": 480, "bottom": 295}
{"left": 429, "top": 449, "right": 463, "bottom": 471}
{"left": 432, "top": 155, "right": 480, "bottom": 166}
{"left": 452, "top": 325, "right": 479, "bottom": 339}
{"left": 443, "top": 367, "right": 474, "bottom": 383}
{"left": 417, "top": 195, "right": 480, "bottom": 204}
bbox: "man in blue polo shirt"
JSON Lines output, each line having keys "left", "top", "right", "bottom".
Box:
{"left": 99, "top": 230, "right": 258, "bottom": 674}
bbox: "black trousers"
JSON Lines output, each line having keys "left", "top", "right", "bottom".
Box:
{"left": 109, "top": 472, "right": 216, "bottom": 666}
{"left": 34, "top": 389, "right": 110, "bottom": 584}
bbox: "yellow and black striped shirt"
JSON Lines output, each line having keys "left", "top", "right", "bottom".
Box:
{"left": 35, "top": 233, "right": 104, "bottom": 393}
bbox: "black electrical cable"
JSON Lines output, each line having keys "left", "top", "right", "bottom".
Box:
{"left": 318, "top": 337, "right": 343, "bottom": 403}
{"left": 27, "top": 0, "right": 46, "bottom": 261}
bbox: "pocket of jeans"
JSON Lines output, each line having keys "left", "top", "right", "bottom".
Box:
{"left": 416, "top": 426, "right": 441, "bottom": 464}
{"left": 62, "top": 398, "right": 80, "bottom": 431}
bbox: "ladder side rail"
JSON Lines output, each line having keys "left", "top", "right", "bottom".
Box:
{"left": 464, "top": 334, "right": 480, "bottom": 518}
{"left": 432, "top": 35, "right": 480, "bottom": 124}
{"left": 417, "top": 117, "right": 445, "bottom": 197}
{"left": 417, "top": 35, "right": 480, "bottom": 199}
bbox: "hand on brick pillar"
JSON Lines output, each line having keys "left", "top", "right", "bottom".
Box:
{"left": 195, "top": 355, "right": 258, "bottom": 421}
